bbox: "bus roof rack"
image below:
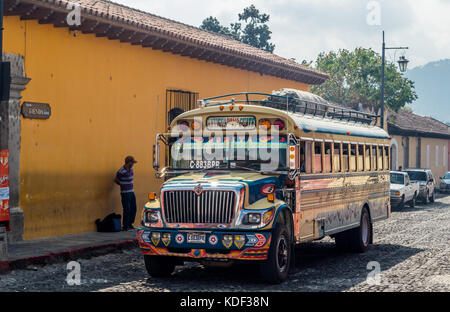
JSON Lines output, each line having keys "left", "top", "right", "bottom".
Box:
{"left": 201, "top": 90, "right": 379, "bottom": 126}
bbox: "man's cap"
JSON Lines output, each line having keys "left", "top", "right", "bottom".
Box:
{"left": 125, "top": 156, "right": 137, "bottom": 164}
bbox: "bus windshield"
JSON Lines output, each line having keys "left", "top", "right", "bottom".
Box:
{"left": 170, "top": 135, "right": 287, "bottom": 172}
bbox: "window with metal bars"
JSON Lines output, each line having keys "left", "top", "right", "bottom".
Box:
{"left": 166, "top": 89, "right": 199, "bottom": 128}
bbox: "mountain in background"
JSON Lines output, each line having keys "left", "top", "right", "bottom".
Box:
{"left": 406, "top": 59, "right": 450, "bottom": 123}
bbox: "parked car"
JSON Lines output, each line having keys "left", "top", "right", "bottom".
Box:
{"left": 439, "top": 172, "right": 450, "bottom": 193}
{"left": 390, "top": 171, "right": 419, "bottom": 209}
{"left": 405, "top": 169, "right": 436, "bottom": 204}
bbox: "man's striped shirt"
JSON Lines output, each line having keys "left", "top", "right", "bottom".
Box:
{"left": 116, "top": 166, "right": 134, "bottom": 193}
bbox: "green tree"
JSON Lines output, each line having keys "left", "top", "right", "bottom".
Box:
{"left": 200, "top": 5, "right": 275, "bottom": 53}
{"left": 237, "top": 5, "right": 275, "bottom": 53}
{"left": 200, "top": 17, "right": 240, "bottom": 41}
{"left": 310, "top": 48, "right": 417, "bottom": 112}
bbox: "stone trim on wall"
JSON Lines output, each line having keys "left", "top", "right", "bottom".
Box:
{"left": 1, "top": 53, "right": 31, "bottom": 242}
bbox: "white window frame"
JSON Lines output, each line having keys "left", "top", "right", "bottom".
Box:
{"left": 444, "top": 146, "right": 447, "bottom": 168}
{"left": 436, "top": 145, "right": 439, "bottom": 168}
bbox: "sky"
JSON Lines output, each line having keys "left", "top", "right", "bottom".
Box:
{"left": 112, "top": 0, "right": 450, "bottom": 69}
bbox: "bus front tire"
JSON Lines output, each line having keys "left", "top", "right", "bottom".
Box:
{"left": 144, "top": 255, "right": 176, "bottom": 278}
{"left": 259, "top": 224, "right": 291, "bottom": 284}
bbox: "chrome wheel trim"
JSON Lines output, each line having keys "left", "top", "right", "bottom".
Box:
{"left": 361, "top": 213, "right": 369, "bottom": 246}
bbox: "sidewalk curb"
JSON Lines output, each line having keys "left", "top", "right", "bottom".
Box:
{"left": 0, "top": 239, "right": 138, "bottom": 275}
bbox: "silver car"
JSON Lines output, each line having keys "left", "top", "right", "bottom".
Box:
{"left": 439, "top": 172, "right": 450, "bottom": 193}
{"left": 405, "top": 169, "right": 436, "bottom": 204}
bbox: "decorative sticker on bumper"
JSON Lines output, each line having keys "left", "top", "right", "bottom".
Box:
{"left": 175, "top": 233, "right": 185, "bottom": 244}
{"left": 208, "top": 234, "right": 218, "bottom": 246}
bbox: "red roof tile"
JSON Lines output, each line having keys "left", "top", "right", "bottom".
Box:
{"left": 388, "top": 109, "right": 450, "bottom": 138}
{"left": 6, "top": 0, "right": 328, "bottom": 84}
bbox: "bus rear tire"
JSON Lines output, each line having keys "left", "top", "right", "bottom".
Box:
{"left": 335, "top": 231, "right": 350, "bottom": 251}
{"left": 259, "top": 223, "right": 291, "bottom": 284}
{"left": 348, "top": 208, "right": 371, "bottom": 253}
{"left": 335, "top": 208, "right": 371, "bottom": 253}
{"left": 144, "top": 255, "right": 176, "bottom": 278}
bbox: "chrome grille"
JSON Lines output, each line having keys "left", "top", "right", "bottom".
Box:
{"left": 163, "top": 190, "right": 236, "bottom": 224}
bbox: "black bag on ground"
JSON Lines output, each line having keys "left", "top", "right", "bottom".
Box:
{"left": 95, "top": 213, "right": 122, "bottom": 232}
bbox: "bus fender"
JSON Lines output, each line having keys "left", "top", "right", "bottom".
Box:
{"left": 272, "top": 204, "right": 296, "bottom": 273}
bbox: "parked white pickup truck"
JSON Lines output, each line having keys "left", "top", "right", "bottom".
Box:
{"left": 390, "top": 171, "right": 420, "bottom": 209}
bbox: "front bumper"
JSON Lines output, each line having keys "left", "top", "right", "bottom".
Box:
{"left": 137, "top": 228, "right": 272, "bottom": 261}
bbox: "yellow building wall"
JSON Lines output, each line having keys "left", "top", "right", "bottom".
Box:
{"left": 4, "top": 16, "right": 310, "bottom": 239}
{"left": 391, "top": 134, "right": 449, "bottom": 182}
{"left": 408, "top": 137, "right": 418, "bottom": 168}
{"left": 421, "top": 137, "right": 449, "bottom": 182}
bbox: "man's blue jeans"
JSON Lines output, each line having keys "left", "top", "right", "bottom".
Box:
{"left": 120, "top": 192, "right": 137, "bottom": 229}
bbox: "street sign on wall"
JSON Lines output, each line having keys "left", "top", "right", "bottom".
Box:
{"left": 21, "top": 102, "right": 51, "bottom": 119}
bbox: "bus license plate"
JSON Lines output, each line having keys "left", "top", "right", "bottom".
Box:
{"left": 187, "top": 233, "right": 206, "bottom": 244}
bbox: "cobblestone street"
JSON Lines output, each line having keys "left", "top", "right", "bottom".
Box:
{"left": 1, "top": 194, "right": 449, "bottom": 292}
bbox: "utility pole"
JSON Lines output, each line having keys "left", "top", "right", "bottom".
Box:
{"left": 380, "top": 31, "right": 409, "bottom": 129}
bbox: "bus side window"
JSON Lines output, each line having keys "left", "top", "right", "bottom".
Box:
{"left": 304, "top": 141, "right": 312, "bottom": 173}
{"left": 377, "top": 146, "right": 383, "bottom": 171}
{"left": 357, "top": 144, "right": 364, "bottom": 171}
{"left": 365, "top": 145, "right": 371, "bottom": 171}
{"left": 349, "top": 144, "right": 356, "bottom": 171}
{"left": 333, "top": 143, "right": 341, "bottom": 172}
{"left": 372, "top": 146, "right": 377, "bottom": 171}
{"left": 299, "top": 141, "right": 305, "bottom": 172}
{"left": 314, "top": 141, "right": 322, "bottom": 173}
{"left": 324, "top": 142, "right": 332, "bottom": 173}
{"left": 343, "top": 144, "right": 349, "bottom": 172}
{"left": 384, "top": 146, "right": 389, "bottom": 170}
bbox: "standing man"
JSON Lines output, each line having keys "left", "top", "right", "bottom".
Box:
{"left": 115, "top": 156, "right": 137, "bottom": 231}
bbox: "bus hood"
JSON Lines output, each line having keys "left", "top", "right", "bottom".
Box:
{"left": 164, "top": 171, "right": 284, "bottom": 205}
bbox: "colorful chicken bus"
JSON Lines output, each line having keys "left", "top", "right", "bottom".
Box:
{"left": 137, "top": 90, "right": 391, "bottom": 283}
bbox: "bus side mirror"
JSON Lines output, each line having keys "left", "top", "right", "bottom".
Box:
{"left": 153, "top": 143, "right": 160, "bottom": 171}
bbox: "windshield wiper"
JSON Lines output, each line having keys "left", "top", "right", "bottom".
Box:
{"left": 228, "top": 164, "right": 262, "bottom": 173}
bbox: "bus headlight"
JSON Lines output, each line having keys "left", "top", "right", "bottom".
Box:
{"left": 243, "top": 213, "right": 261, "bottom": 225}
{"left": 144, "top": 210, "right": 160, "bottom": 225}
{"left": 241, "top": 208, "right": 274, "bottom": 226}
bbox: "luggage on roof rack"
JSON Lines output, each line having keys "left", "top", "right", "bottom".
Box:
{"left": 201, "top": 89, "right": 379, "bottom": 126}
